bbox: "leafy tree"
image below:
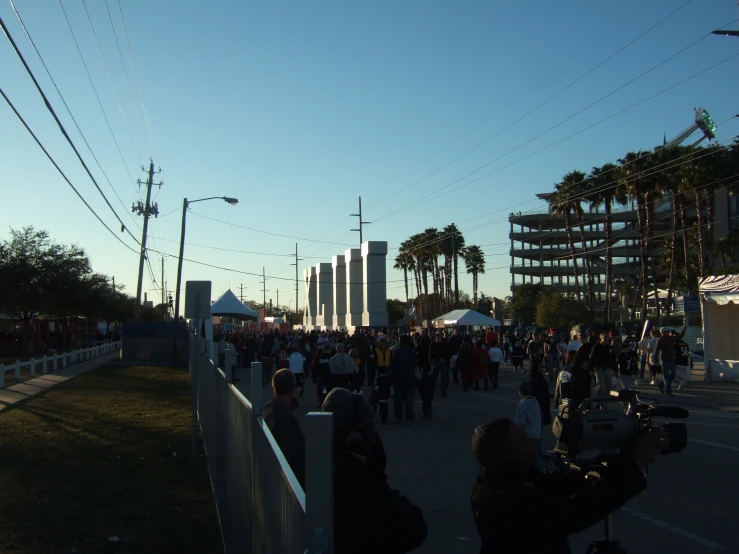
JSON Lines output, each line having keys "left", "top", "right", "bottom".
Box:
{"left": 535, "top": 290, "right": 592, "bottom": 329}
{"left": 386, "top": 298, "right": 406, "bottom": 325}
{"left": 509, "top": 283, "right": 546, "bottom": 324}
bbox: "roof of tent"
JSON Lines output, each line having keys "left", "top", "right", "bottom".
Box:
{"left": 436, "top": 309, "right": 501, "bottom": 327}
{"left": 210, "top": 289, "right": 258, "bottom": 319}
{"left": 699, "top": 274, "right": 739, "bottom": 294}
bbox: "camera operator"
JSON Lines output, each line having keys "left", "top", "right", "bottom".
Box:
{"left": 470, "top": 418, "right": 669, "bottom": 554}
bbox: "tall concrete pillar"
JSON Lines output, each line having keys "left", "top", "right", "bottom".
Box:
{"left": 362, "top": 241, "right": 389, "bottom": 327}
{"left": 315, "top": 262, "right": 333, "bottom": 328}
{"left": 303, "top": 266, "right": 317, "bottom": 327}
{"left": 332, "top": 254, "right": 347, "bottom": 328}
{"left": 345, "top": 248, "right": 363, "bottom": 327}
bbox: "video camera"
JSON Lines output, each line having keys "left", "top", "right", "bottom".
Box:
{"left": 552, "top": 389, "right": 688, "bottom": 465}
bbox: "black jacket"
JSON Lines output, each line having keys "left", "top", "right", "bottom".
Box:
{"left": 262, "top": 399, "right": 305, "bottom": 487}
{"left": 390, "top": 344, "right": 418, "bottom": 386}
{"left": 334, "top": 437, "right": 427, "bottom": 554}
{"left": 471, "top": 461, "right": 646, "bottom": 554}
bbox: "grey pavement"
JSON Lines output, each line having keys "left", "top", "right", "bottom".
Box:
{"left": 235, "top": 362, "right": 738, "bottom": 554}
{"left": 0, "top": 352, "right": 120, "bottom": 412}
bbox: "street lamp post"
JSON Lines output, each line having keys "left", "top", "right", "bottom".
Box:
{"left": 172, "top": 196, "right": 238, "bottom": 365}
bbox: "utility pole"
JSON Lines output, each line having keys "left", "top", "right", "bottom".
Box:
{"left": 240, "top": 282, "right": 244, "bottom": 302}
{"left": 132, "top": 160, "right": 162, "bottom": 320}
{"left": 276, "top": 289, "right": 279, "bottom": 315}
{"left": 452, "top": 223, "right": 460, "bottom": 306}
{"left": 350, "top": 196, "right": 371, "bottom": 246}
{"left": 261, "top": 268, "right": 268, "bottom": 322}
{"left": 161, "top": 257, "right": 165, "bottom": 307}
{"left": 290, "top": 243, "right": 303, "bottom": 324}
{"left": 112, "top": 276, "right": 115, "bottom": 293}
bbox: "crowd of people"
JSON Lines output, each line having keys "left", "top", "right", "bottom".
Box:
{"left": 211, "top": 322, "right": 690, "bottom": 553}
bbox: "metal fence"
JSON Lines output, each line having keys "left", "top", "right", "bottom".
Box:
{"left": 190, "top": 334, "right": 333, "bottom": 554}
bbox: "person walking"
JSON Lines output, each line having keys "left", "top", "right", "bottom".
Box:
{"left": 544, "top": 328, "right": 561, "bottom": 381}
{"left": 527, "top": 333, "right": 543, "bottom": 374}
{"left": 262, "top": 369, "right": 305, "bottom": 486}
{"left": 590, "top": 332, "right": 616, "bottom": 398}
{"left": 373, "top": 363, "right": 393, "bottom": 425}
{"left": 457, "top": 336, "right": 474, "bottom": 392}
{"left": 472, "top": 340, "right": 490, "bottom": 391}
{"left": 390, "top": 335, "right": 417, "bottom": 425}
{"left": 656, "top": 324, "right": 686, "bottom": 397}
{"left": 288, "top": 348, "right": 306, "bottom": 410}
{"left": 429, "top": 334, "right": 450, "bottom": 397}
{"left": 310, "top": 342, "right": 334, "bottom": 408}
{"left": 329, "top": 343, "right": 356, "bottom": 390}
{"left": 514, "top": 381, "right": 543, "bottom": 468}
{"left": 487, "top": 340, "right": 503, "bottom": 389}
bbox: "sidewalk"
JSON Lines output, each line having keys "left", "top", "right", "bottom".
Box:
{"left": 0, "top": 352, "right": 119, "bottom": 412}
{"left": 497, "top": 361, "right": 739, "bottom": 413}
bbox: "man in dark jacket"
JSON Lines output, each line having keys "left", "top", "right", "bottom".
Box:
{"left": 262, "top": 369, "right": 305, "bottom": 486}
{"left": 389, "top": 335, "right": 418, "bottom": 424}
{"left": 470, "top": 418, "right": 669, "bottom": 554}
{"left": 322, "top": 388, "right": 427, "bottom": 553}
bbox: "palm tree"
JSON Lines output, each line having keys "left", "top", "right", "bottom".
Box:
{"left": 394, "top": 243, "right": 414, "bottom": 325}
{"left": 589, "top": 162, "right": 623, "bottom": 323}
{"left": 442, "top": 224, "right": 465, "bottom": 307}
{"left": 560, "top": 171, "right": 595, "bottom": 307}
{"left": 618, "top": 151, "right": 656, "bottom": 324}
{"left": 462, "top": 245, "right": 485, "bottom": 305}
{"left": 549, "top": 188, "right": 582, "bottom": 303}
{"left": 422, "top": 228, "right": 441, "bottom": 316}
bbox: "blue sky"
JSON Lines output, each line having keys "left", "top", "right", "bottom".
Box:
{"left": 2, "top": 0, "right": 739, "bottom": 312}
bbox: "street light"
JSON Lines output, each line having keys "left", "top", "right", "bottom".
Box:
{"left": 172, "top": 196, "right": 239, "bottom": 364}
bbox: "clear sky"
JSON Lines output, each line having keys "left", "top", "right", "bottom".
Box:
{"left": 2, "top": 0, "right": 738, "bottom": 313}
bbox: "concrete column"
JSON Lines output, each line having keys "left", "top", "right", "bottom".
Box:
{"left": 315, "top": 262, "right": 334, "bottom": 328}
{"left": 332, "top": 254, "right": 347, "bottom": 328}
{"left": 303, "top": 267, "right": 317, "bottom": 327}
{"left": 345, "top": 248, "right": 363, "bottom": 327}
{"left": 361, "top": 241, "right": 389, "bottom": 327}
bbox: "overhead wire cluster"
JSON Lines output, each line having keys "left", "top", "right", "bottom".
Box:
{"left": 2, "top": 0, "right": 736, "bottom": 302}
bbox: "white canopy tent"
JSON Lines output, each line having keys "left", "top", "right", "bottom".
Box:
{"left": 210, "top": 289, "right": 258, "bottom": 320}
{"left": 435, "top": 309, "right": 501, "bottom": 328}
{"left": 699, "top": 275, "right": 739, "bottom": 382}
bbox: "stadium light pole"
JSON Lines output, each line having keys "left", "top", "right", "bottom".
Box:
{"left": 172, "top": 196, "right": 238, "bottom": 365}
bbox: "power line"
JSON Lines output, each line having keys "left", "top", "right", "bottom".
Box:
{"left": 103, "top": 0, "right": 149, "bottom": 158}
{"left": 116, "top": 0, "right": 158, "bottom": 161}
{"left": 153, "top": 236, "right": 331, "bottom": 258}
{"left": 7, "top": 0, "right": 141, "bottom": 234}
{"left": 366, "top": 0, "right": 698, "bottom": 211}
{"left": 0, "top": 12, "right": 140, "bottom": 246}
{"left": 189, "top": 211, "right": 356, "bottom": 246}
{"left": 372, "top": 24, "right": 737, "bottom": 225}
{"left": 385, "top": 136, "right": 738, "bottom": 254}
{"left": 79, "top": 0, "right": 144, "bottom": 165}
{"left": 56, "top": 0, "right": 139, "bottom": 197}
{"left": 0, "top": 86, "right": 138, "bottom": 254}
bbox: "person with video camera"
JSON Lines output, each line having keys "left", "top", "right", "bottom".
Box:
{"left": 322, "top": 388, "right": 428, "bottom": 553}
{"left": 470, "top": 418, "right": 669, "bottom": 554}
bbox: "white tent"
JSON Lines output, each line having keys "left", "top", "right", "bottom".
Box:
{"left": 435, "top": 309, "right": 501, "bottom": 328}
{"left": 699, "top": 275, "right": 739, "bottom": 382}
{"left": 210, "top": 289, "right": 258, "bottom": 320}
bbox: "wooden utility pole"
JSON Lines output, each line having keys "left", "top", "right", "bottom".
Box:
{"left": 350, "top": 196, "right": 371, "bottom": 246}
{"left": 133, "top": 160, "right": 162, "bottom": 320}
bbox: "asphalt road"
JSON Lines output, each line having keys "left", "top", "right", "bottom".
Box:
{"left": 237, "top": 364, "right": 738, "bottom": 554}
